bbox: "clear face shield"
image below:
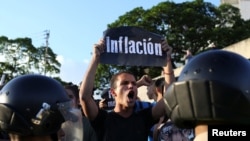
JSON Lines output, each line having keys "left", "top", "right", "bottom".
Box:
{"left": 57, "top": 101, "right": 83, "bottom": 141}
{"left": 32, "top": 101, "right": 83, "bottom": 140}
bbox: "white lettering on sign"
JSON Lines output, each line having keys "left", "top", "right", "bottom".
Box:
{"left": 106, "top": 36, "right": 162, "bottom": 56}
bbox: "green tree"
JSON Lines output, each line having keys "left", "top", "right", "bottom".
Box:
{"left": 0, "top": 36, "right": 61, "bottom": 82}
{"left": 94, "top": 0, "right": 250, "bottom": 89}
{"left": 35, "top": 46, "right": 60, "bottom": 75}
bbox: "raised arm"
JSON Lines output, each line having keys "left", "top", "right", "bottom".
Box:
{"left": 152, "top": 39, "right": 175, "bottom": 120}
{"left": 79, "top": 39, "right": 104, "bottom": 120}
{"left": 136, "top": 74, "right": 152, "bottom": 88}
{"left": 162, "top": 41, "right": 175, "bottom": 91}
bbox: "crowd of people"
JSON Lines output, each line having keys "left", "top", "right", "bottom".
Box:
{"left": 0, "top": 36, "right": 250, "bottom": 141}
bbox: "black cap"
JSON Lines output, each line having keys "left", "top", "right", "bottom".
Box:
{"left": 101, "top": 88, "right": 111, "bottom": 99}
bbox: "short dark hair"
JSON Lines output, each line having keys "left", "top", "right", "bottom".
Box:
{"left": 110, "top": 71, "right": 135, "bottom": 89}
{"left": 154, "top": 77, "right": 165, "bottom": 87}
{"left": 64, "top": 83, "right": 79, "bottom": 99}
{"left": 154, "top": 77, "right": 165, "bottom": 95}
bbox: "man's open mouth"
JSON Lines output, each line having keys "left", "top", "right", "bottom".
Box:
{"left": 128, "top": 91, "right": 134, "bottom": 99}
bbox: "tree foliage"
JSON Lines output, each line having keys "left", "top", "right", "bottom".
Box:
{"left": 94, "top": 0, "right": 250, "bottom": 89}
{"left": 0, "top": 36, "right": 61, "bottom": 83}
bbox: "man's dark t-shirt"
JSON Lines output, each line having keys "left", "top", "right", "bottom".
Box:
{"left": 91, "top": 107, "right": 156, "bottom": 141}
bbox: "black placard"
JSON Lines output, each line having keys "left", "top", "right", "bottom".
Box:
{"left": 101, "top": 26, "right": 167, "bottom": 66}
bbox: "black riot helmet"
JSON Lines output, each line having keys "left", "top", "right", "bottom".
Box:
{"left": 0, "top": 74, "right": 71, "bottom": 136}
{"left": 164, "top": 50, "right": 250, "bottom": 128}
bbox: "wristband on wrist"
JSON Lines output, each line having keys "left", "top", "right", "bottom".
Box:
{"left": 163, "top": 71, "right": 174, "bottom": 75}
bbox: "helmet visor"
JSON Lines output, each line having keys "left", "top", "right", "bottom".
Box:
{"left": 58, "top": 101, "right": 83, "bottom": 141}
